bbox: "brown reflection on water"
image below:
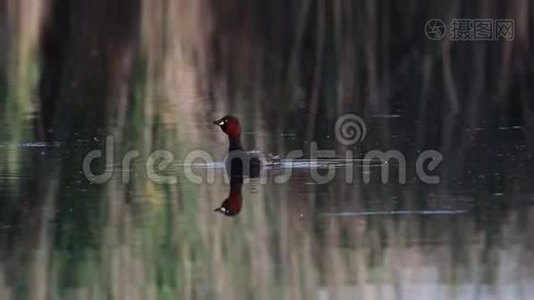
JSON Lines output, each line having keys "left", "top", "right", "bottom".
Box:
{"left": 214, "top": 178, "right": 243, "bottom": 216}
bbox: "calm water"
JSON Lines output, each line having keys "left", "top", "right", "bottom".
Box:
{"left": 0, "top": 116, "right": 533, "bottom": 300}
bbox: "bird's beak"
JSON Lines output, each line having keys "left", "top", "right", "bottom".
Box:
{"left": 214, "top": 207, "right": 221, "bottom": 212}
{"left": 213, "top": 118, "right": 225, "bottom": 126}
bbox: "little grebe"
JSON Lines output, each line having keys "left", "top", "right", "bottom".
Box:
{"left": 213, "top": 115, "right": 261, "bottom": 178}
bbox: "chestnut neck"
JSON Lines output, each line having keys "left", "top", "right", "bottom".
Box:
{"left": 228, "top": 135, "right": 243, "bottom": 151}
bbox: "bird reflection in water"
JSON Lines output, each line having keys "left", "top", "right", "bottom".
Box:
{"left": 214, "top": 176, "right": 244, "bottom": 217}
